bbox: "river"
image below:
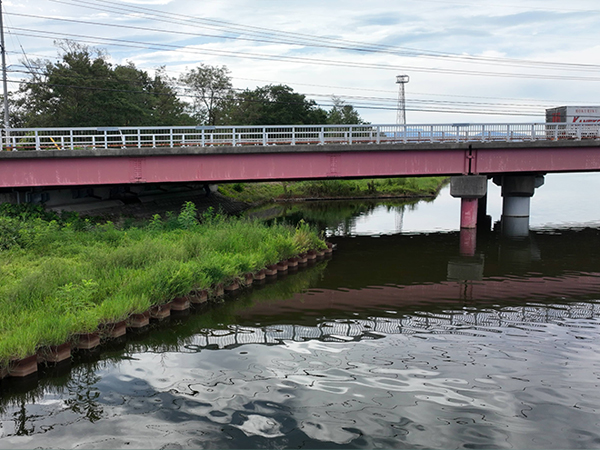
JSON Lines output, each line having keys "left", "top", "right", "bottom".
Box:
{"left": 1, "top": 173, "right": 599, "bottom": 449}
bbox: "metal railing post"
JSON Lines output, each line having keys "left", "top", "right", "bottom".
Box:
{"left": 13, "top": 121, "right": 597, "bottom": 153}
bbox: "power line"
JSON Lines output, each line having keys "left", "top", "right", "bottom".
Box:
{"left": 9, "top": 27, "right": 600, "bottom": 82}
{"left": 7, "top": 77, "right": 546, "bottom": 117}
{"left": 7, "top": 10, "right": 600, "bottom": 73}
{"left": 405, "top": 0, "right": 599, "bottom": 13}
{"left": 3, "top": 66, "right": 556, "bottom": 113}
{"left": 73, "top": 0, "right": 600, "bottom": 70}
{"left": 5, "top": 57, "right": 593, "bottom": 105}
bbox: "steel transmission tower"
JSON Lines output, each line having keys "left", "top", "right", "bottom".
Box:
{"left": 396, "top": 75, "right": 409, "bottom": 124}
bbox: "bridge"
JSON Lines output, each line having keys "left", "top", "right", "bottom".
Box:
{"left": 1, "top": 122, "right": 599, "bottom": 246}
{"left": 2, "top": 123, "right": 599, "bottom": 186}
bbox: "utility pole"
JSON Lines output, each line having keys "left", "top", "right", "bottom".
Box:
{"left": 396, "top": 75, "right": 409, "bottom": 125}
{"left": 0, "top": 0, "right": 9, "bottom": 150}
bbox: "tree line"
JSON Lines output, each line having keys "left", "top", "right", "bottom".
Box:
{"left": 7, "top": 41, "right": 364, "bottom": 128}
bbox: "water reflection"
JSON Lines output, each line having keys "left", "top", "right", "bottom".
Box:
{"left": 1, "top": 188, "right": 600, "bottom": 448}
{"left": 248, "top": 199, "right": 427, "bottom": 237}
{"left": 3, "top": 295, "right": 599, "bottom": 449}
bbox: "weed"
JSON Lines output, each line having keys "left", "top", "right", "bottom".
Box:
{"left": 0, "top": 202, "right": 326, "bottom": 365}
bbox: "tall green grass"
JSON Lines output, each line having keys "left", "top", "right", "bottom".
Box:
{"left": 0, "top": 203, "right": 325, "bottom": 366}
{"left": 218, "top": 177, "right": 447, "bottom": 202}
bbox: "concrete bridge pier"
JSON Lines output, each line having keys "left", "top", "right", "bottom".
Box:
{"left": 493, "top": 174, "right": 545, "bottom": 238}
{"left": 450, "top": 175, "right": 488, "bottom": 256}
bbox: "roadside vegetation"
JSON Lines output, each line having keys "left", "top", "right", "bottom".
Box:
{"left": 11, "top": 40, "right": 363, "bottom": 129}
{"left": 0, "top": 202, "right": 325, "bottom": 366}
{"left": 218, "top": 177, "right": 448, "bottom": 204}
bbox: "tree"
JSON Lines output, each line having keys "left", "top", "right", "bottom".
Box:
{"left": 0, "top": 92, "right": 26, "bottom": 128}
{"left": 17, "top": 40, "right": 192, "bottom": 127}
{"left": 327, "top": 96, "right": 365, "bottom": 124}
{"left": 228, "top": 84, "right": 327, "bottom": 125}
{"left": 149, "top": 67, "right": 195, "bottom": 126}
{"left": 178, "top": 64, "right": 233, "bottom": 125}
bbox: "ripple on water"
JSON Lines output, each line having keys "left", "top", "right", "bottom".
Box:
{"left": 1, "top": 303, "right": 600, "bottom": 449}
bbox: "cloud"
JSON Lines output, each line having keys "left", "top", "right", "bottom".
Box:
{"left": 4, "top": 0, "right": 600, "bottom": 124}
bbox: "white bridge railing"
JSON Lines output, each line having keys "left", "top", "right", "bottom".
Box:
{"left": 3, "top": 122, "right": 599, "bottom": 151}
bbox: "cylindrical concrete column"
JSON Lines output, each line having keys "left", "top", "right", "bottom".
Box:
{"left": 503, "top": 196, "right": 530, "bottom": 218}
{"left": 501, "top": 215, "right": 530, "bottom": 238}
{"left": 502, "top": 196, "right": 531, "bottom": 237}
{"left": 493, "top": 174, "right": 544, "bottom": 239}
{"left": 501, "top": 196, "right": 531, "bottom": 238}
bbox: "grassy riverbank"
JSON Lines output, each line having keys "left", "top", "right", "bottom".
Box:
{"left": 0, "top": 202, "right": 325, "bottom": 366}
{"left": 218, "top": 177, "right": 447, "bottom": 204}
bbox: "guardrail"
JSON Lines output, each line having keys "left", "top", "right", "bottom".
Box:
{"left": 3, "top": 122, "right": 599, "bottom": 151}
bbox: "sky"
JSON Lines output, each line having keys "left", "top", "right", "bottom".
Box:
{"left": 2, "top": 0, "right": 600, "bottom": 124}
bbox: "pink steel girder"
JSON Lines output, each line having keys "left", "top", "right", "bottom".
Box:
{"left": 0, "top": 141, "right": 598, "bottom": 189}
{"left": 0, "top": 148, "right": 466, "bottom": 188}
{"left": 471, "top": 145, "right": 600, "bottom": 174}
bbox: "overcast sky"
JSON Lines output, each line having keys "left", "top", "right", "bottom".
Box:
{"left": 3, "top": 0, "right": 600, "bottom": 124}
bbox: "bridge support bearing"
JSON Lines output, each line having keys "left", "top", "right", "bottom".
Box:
{"left": 493, "top": 174, "right": 545, "bottom": 238}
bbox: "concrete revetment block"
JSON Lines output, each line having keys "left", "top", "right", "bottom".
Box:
{"left": 39, "top": 343, "right": 71, "bottom": 364}
{"left": 171, "top": 297, "right": 191, "bottom": 311}
{"left": 189, "top": 290, "right": 208, "bottom": 304}
{"left": 128, "top": 311, "right": 150, "bottom": 329}
{"left": 9, "top": 355, "right": 38, "bottom": 378}
{"left": 151, "top": 303, "right": 172, "bottom": 320}
{"left": 77, "top": 332, "right": 100, "bottom": 350}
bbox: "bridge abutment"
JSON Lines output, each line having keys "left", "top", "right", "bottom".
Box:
{"left": 493, "top": 174, "right": 545, "bottom": 238}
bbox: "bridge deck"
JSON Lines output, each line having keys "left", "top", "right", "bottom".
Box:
{"left": 0, "top": 137, "right": 598, "bottom": 189}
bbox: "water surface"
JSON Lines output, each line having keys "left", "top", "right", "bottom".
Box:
{"left": 1, "top": 173, "right": 599, "bottom": 449}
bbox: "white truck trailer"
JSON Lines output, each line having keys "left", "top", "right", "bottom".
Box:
{"left": 546, "top": 106, "right": 600, "bottom": 139}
